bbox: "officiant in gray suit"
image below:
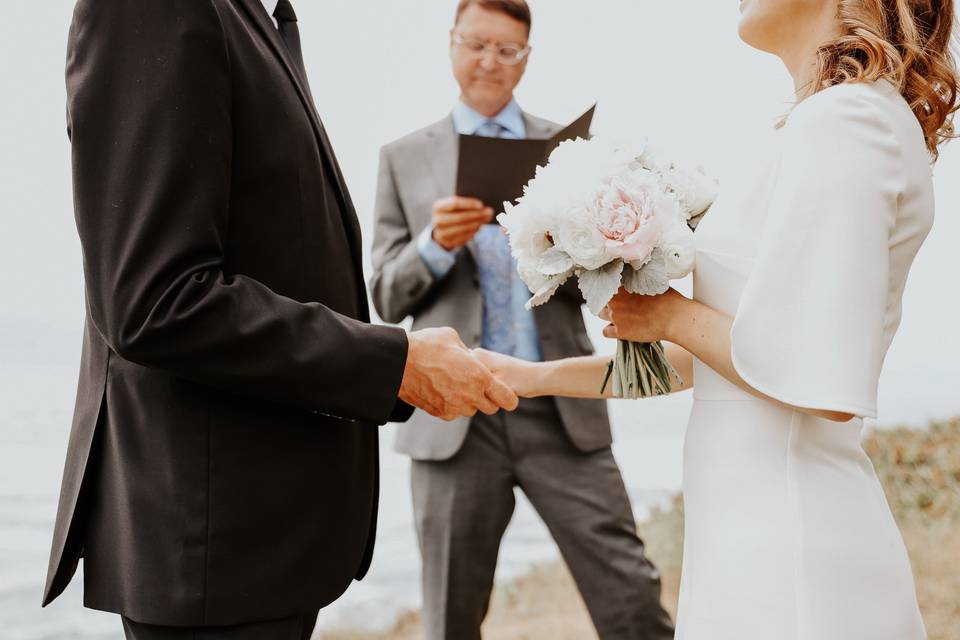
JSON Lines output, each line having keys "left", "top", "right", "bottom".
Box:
{"left": 369, "top": 2, "right": 674, "bottom": 639}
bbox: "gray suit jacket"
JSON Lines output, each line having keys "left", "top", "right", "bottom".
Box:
{"left": 369, "top": 112, "right": 611, "bottom": 461}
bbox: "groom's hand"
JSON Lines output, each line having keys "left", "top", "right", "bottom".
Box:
{"left": 400, "top": 328, "right": 519, "bottom": 421}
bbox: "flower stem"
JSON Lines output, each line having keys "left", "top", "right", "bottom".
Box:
{"left": 612, "top": 340, "right": 676, "bottom": 399}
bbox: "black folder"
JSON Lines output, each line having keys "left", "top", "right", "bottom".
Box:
{"left": 456, "top": 104, "right": 596, "bottom": 218}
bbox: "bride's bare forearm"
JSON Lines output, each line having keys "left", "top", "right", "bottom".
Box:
{"left": 665, "top": 298, "right": 853, "bottom": 422}
{"left": 665, "top": 300, "right": 740, "bottom": 388}
{"left": 528, "top": 355, "right": 615, "bottom": 399}
{"left": 531, "top": 346, "right": 693, "bottom": 399}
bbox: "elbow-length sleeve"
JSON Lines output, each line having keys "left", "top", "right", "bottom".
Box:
{"left": 730, "top": 85, "right": 904, "bottom": 418}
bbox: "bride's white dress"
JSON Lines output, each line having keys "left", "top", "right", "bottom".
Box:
{"left": 677, "top": 80, "right": 931, "bottom": 639}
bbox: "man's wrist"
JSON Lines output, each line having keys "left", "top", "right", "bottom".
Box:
{"left": 400, "top": 330, "right": 419, "bottom": 383}
{"left": 430, "top": 226, "right": 449, "bottom": 251}
{"left": 417, "top": 225, "right": 458, "bottom": 279}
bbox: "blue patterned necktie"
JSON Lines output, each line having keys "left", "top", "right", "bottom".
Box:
{"left": 472, "top": 120, "right": 518, "bottom": 355}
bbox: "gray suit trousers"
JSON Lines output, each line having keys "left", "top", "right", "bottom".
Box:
{"left": 411, "top": 397, "right": 675, "bottom": 640}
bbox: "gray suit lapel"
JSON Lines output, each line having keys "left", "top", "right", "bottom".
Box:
{"left": 418, "top": 116, "right": 481, "bottom": 263}
{"left": 421, "top": 116, "right": 458, "bottom": 202}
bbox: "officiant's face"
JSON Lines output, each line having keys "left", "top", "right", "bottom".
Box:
{"left": 738, "top": 0, "right": 834, "bottom": 54}
{"left": 450, "top": 5, "right": 529, "bottom": 117}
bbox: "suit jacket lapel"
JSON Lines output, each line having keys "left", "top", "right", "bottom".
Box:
{"left": 422, "top": 116, "right": 458, "bottom": 207}
{"left": 235, "top": 0, "right": 368, "bottom": 317}
{"left": 236, "top": 0, "right": 325, "bottom": 163}
{"left": 420, "top": 117, "right": 481, "bottom": 263}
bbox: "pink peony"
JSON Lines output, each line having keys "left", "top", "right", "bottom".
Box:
{"left": 593, "top": 173, "right": 665, "bottom": 264}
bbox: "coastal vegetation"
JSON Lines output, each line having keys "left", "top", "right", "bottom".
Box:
{"left": 323, "top": 417, "right": 960, "bottom": 640}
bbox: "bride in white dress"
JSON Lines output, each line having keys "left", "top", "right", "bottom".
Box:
{"left": 476, "top": 0, "right": 958, "bottom": 637}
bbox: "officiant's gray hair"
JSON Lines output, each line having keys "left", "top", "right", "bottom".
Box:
{"left": 454, "top": 0, "right": 532, "bottom": 36}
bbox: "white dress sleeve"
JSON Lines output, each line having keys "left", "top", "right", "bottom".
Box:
{"left": 730, "top": 85, "right": 904, "bottom": 418}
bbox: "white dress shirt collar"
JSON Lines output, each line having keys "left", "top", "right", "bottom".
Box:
{"left": 260, "top": 0, "right": 280, "bottom": 28}
{"left": 452, "top": 98, "right": 527, "bottom": 139}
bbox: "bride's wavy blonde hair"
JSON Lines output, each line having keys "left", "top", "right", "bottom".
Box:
{"left": 809, "top": 0, "right": 959, "bottom": 160}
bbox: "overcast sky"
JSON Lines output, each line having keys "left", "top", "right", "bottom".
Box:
{"left": 1, "top": 0, "right": 957, "bottom": 417}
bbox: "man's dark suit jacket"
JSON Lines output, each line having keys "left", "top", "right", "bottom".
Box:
{"left": 43, "top": 0, "right": 411, "bottom": 627}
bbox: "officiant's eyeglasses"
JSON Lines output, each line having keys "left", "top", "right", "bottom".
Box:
{"left": 452, "top": 33, "right": 531, "bottom": 66}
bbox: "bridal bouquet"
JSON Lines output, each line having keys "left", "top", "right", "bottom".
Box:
{"left": 498, "top": 137, "right": 717, "bottom": 398}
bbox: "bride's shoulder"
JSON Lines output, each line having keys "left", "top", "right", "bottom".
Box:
{"left": 784, "top": 80, "right": 914, "bottom": 142}
{"left": 777, "top": 80, "right": 922, "bottom": 171}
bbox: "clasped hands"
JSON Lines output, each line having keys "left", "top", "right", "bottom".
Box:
{"left": 399, "top": 327, "right": 519, "bottom": 421}
{"left": 401, "top": 289, "right": 685, "bottom": 417}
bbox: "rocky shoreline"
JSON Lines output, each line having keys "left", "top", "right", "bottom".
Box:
{"left": 322, "top": 417, "right": 960, "bottom": 640}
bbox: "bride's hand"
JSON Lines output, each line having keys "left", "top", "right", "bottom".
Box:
{"left": 473, "top": 349, "right": 540, "bottom": 399}
{"left": 601, "top": 288, "right": 688, "bottom": 343}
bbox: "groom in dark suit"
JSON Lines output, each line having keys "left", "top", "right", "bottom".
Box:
{"left": 43, "top": 1, "right": 518, "bottom": 638}
{"left": 369, "top": 2, "right": 675, "bottom": 639}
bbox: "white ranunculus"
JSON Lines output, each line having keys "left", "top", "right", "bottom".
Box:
{"left": 636, "top": 142, "right": 718, "bottom": 219}
{"left": 660, "top": 164, "right": 719, "bottom": 218}
{"left": 659, "top": 218, "right": 697, "bottom": 279}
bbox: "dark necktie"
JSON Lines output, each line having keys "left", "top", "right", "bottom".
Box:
{"left": 273, "top": 0, "right": 308, "bottom": 81}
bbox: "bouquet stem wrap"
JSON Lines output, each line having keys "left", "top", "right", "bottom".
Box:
{"left": 603, "top": 340, "right": 682, "bottom": 398}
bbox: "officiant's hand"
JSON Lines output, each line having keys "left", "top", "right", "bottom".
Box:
{"left": 431, "top": 196, "right": 494, "bottom": 250}
{"left": 601, "top": 288, "right": 687, "bottom": 343}
{"left": 400, "top": 328, "right": 519, "bottom": 420}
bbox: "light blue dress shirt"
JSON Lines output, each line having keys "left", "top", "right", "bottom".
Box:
{"left": 416, "top": 99, "right": 543, "bottom": 361}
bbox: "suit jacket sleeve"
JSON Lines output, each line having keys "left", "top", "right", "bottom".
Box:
{"left": 368, "top": 145, "right": 447, "bottom": 324}
{"left": 66, "top": 0, "right": 407, "bottom": 425}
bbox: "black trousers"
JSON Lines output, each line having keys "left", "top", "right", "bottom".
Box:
{"left": 121, "top": 610, "right": 319, "bottom": 640}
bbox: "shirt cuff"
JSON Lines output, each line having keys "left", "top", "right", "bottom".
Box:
{"left": 417, "top": 225, "right": 460, "bottom": 279}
